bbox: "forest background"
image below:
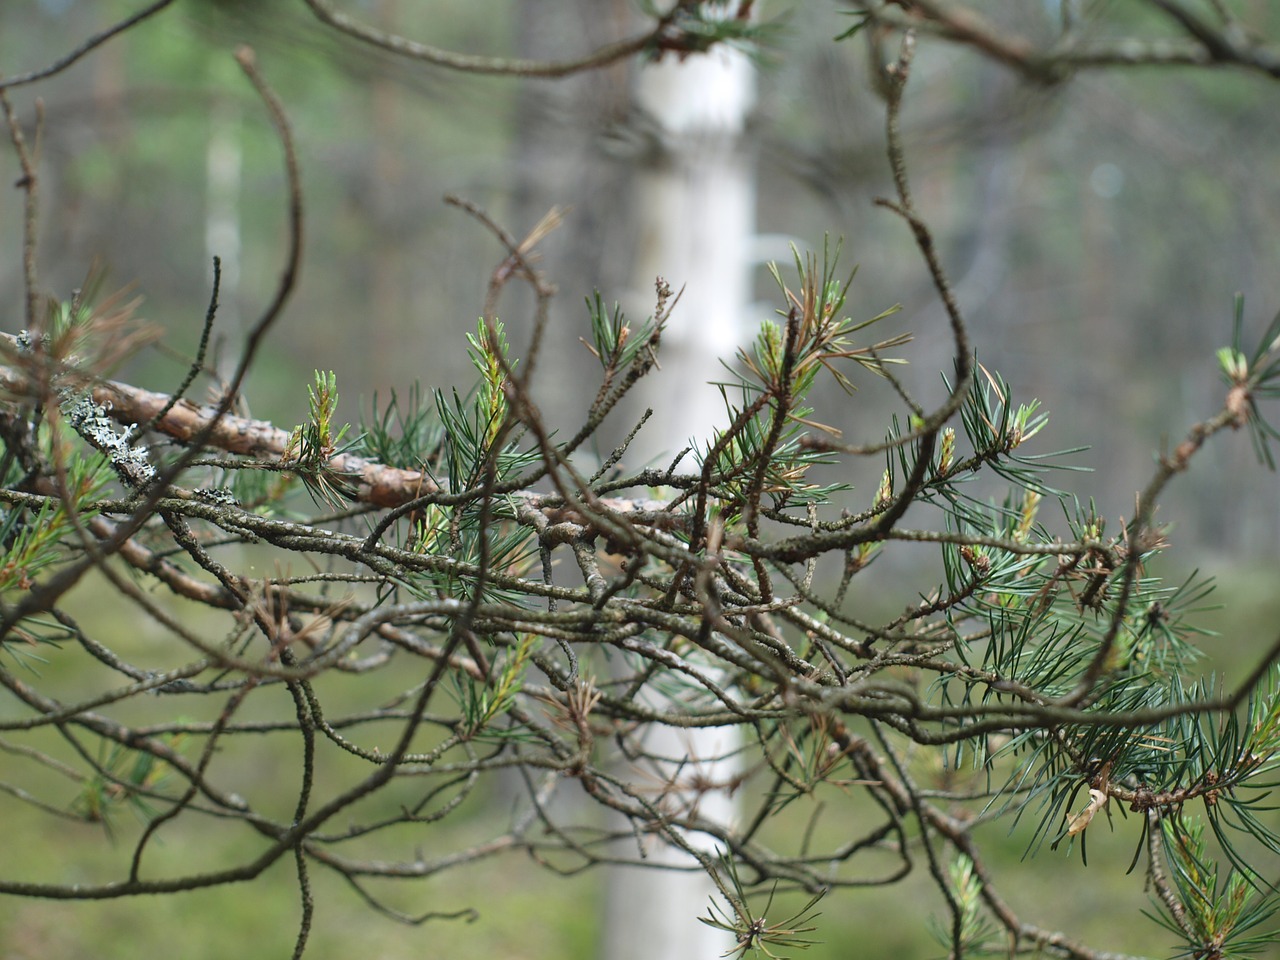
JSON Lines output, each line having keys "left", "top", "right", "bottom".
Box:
{"left": 1, "top": 1, "right": 1280, "bottom": 958}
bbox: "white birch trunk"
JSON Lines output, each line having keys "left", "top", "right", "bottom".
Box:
{"left": 601, "top": 28, "right": 755, "bottom": 960}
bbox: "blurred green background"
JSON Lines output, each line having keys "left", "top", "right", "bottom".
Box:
{"left": 2, "top": 1, "right": 1280, "bottom": 957}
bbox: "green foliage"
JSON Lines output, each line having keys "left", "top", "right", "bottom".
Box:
{"left": 0, "top": 452, "right": 108, "bottom": 599}
{"left": 583, "top": 291, "right": 658, "bottom": 374}
{"left": 701, "top": 855, "right": 825, "bottom": 959}
{"left": 638, "top": 0, "right": 776, "bottom": 61}
{"left": 431, "top": 319, "right": 537, "bottom": 492}
{"left": 1220, "top": 295, "right": 1280, "bottom": 468}
{"left": 465, "top": 317, "right": 513, "bottom": 451}
{"left": 70, "top": 734, "right": 184, "bottom": 837}
{"left": 358, "top": 383, "right": 444, "bottom": 469}
{"left": 1147, "top": 817, "right": 1280, "bottom": 959}
{"left": 453, "top": 632, "right": 538, "bottom": 741}
{"left": 285, "top": 370, "right": 355, "bottom": 506}
{"left": 927, "top": 854, "right": 1002, "bottom": 956}
{"left": 697, "top": 242, "right": 908, "bottom": 520}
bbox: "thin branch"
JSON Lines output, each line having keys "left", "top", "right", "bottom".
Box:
{"left": 300, "top": 0, "right": 661, "bottom": 78}
{"left": 0, "top": 0, "right": 178, "bottom": 91}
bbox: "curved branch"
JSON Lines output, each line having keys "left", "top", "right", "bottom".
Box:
{"left": 301, "top": 0, "right": 659, "bottom": 78}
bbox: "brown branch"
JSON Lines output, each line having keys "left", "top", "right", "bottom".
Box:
{"left": 300, "top": 0, "right": 662, "bottom": 78}
{"left": 0, "top": 356, "right": 436, "bottom": 508}
{"left": 0, "top": 89, "right": 41, "bottom": 331}
{"left": 0, "top": 0, "right": 178, "bottom": 91}
{"left": 864, "top": 0, "right": 1280, "bottom": 82}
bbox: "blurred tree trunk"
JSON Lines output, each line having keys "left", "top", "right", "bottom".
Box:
{"left": 625, "top": 54, "right": 756, "bottom": 455}
{"left": 601, "top": 21, "right": 756, "bottom": 960}
{"left": 508, "top": 6, "right": 756, "bottom": 955}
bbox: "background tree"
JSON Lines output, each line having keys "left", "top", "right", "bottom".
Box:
{"left": 602, "top": 7, "right": 755, "bottom": 958}
{"left": 1, "top": 3, "right": 1280, "bottom": 959}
